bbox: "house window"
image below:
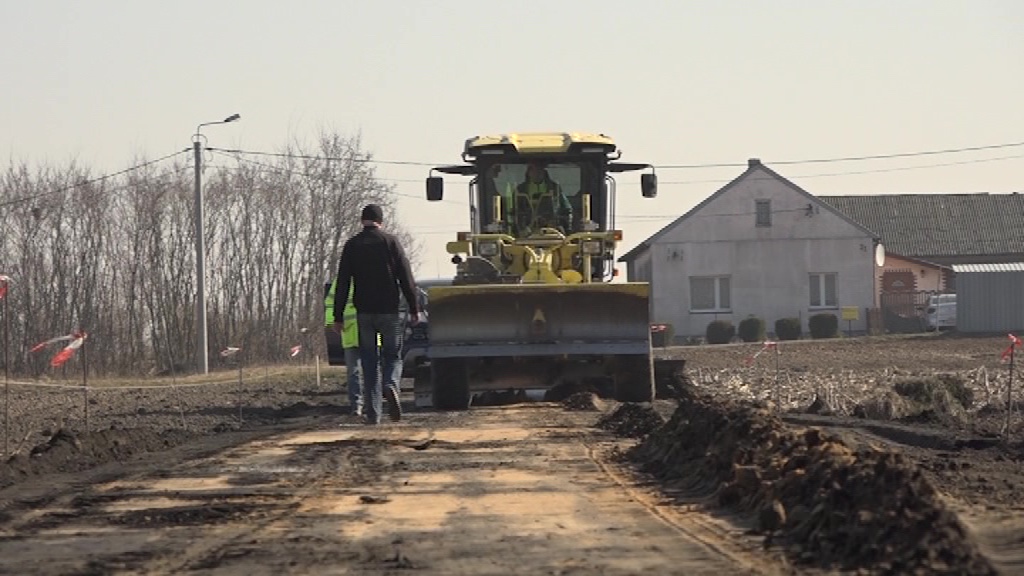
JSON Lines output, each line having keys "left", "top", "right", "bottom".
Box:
{"left": 809, "top": 273, "right": 837, "bottom": 308}
{"left": 690, "top": 276, "right": 731, "bottom": 312}
{"left": 755, "top": 199, "right": 771, "bottom": 227}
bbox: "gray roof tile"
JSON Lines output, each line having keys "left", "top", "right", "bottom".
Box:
{"left": 818, "top": 193, "right": 1024, "bottom": 259}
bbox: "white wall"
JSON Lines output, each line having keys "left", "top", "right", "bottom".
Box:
{"left": 648, "top": 165, "right": 876, "bottom": 337}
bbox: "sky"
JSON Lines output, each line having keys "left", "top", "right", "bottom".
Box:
{"left": 2, "top": 0, "right": 1022, "bottom": 279}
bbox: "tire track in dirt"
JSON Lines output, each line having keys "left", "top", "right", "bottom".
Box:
{"left": 0, "top": 408, "right": 787, "bottom": 575}
{"left": 585, "top": 441, "right": 787, "bottom": 575}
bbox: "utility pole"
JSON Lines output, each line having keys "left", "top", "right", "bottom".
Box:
{"left": 193, "top": 138, "right": 207, "bottom": 375}
{"left": 193, "top": 114, "right": 240, "bottom": 375}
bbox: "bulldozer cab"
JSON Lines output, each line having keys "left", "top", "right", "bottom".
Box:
{"left": 427, "top": 133, "right": 657, "bottom": 285}
{"left": 477, "top": 159, "right": 602, "bottom": 238}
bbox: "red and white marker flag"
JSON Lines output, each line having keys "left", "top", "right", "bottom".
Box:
{"left": 0, "top": 274, "right": 10, "bottom": 299}
{"left": 745, "top": 340, "right": 778, "bottom": 366}
{"left": 1001, "top": 333, "right": 1022, "bottom": 363}
{"left": 221, "top": 346, "right": 241, "bottom": 357}
{"left": 31, "top": 330, "right": 88, "bottom": 367}
{"left": 289, "top": 345, "right": 302, "bottom": 357}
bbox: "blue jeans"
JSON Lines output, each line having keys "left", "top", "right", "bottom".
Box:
{"left": 344, "top": 346, "right": 363, "bottom": 414}
{"left": 357, "top": 313, "right": 404, "bottom": 424}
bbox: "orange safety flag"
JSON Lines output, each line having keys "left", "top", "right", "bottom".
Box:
{"left": 1001, "top": 333, "right": 1022, "bottom": 363}
{"left": 744, "top": 340, "right": 778, "bottom": 366}
{"left": 50, "top": 333, "right": 87, "bottom": 367}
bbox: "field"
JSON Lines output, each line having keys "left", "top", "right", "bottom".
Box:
{"left": 0, "top": 332, "right": 1020, "bottom": 574}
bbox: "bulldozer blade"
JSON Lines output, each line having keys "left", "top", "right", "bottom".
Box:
{"left": 426, "top": 282, "right": 651, "bottom": 358}
{"left": 420, "top": 282, "right": 655, "bottom": 409}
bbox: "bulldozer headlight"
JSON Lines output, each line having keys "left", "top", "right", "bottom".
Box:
{"left": 477, "top": 240, "right": 499, "bottom": 257}
{"left": 581, "top": 240, "right": 603, "bottom": 255}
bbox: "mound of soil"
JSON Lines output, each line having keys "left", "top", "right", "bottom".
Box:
{"left": 562, "top": 392, "right": 604, "bottom": 412}
{"left": 853, "top": 375, "right": 972, "bottom": 426}
{"left": 596, "top": 403, "right": 665, "bottom": 438}
{"left": 2, "top": 427, "right": 196, "bottom": 490}
{"left": 631, "top": 390, "right": 997, "bottom": 575}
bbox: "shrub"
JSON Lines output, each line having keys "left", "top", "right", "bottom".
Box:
{"left": 705, "top": 320, "right": 735, "bottom": 344}
{"left": 738, "top": 317, "right": 766, "bottom": 343}
{"left": 774, "top": 317, "right": 802, "bottom": 341}
{"left": 809, "top": 313, "right": 839, "bottom": 339}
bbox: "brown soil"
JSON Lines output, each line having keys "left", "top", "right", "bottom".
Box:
{"left": 0, "top": 404, "right": 780, "bottom": 575}
{"left": 0, "top": 332, "right": 1020, "bottom": 573}
{"left": 629, "top": 389, "right": 997, "bottom": 574}
{"left": 659, "top": 333, "right": 1024, "bottom": 574}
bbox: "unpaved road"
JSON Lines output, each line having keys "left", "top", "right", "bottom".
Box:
{"left": 0, "top": 405, "right": 779, "bottom": 575}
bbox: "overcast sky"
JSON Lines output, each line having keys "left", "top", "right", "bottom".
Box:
{"left": 3, "top": 0, "right": 1022, "bottom": 278}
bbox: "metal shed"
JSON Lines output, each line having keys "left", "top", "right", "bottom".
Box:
{"left": 951, "top": 263, "right": 1024, "bottom": 333}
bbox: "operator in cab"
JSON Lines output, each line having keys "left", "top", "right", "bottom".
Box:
{"left": 511, "top": 162, "right": 573, "bottom": 236}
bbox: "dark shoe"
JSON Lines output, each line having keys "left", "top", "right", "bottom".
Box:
{"left": 385, "top": 386, "right": 402, "bottom": 422}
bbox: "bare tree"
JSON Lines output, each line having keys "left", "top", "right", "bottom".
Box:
{"left": 0, "top": 127, "right": 419, "bottom": 376}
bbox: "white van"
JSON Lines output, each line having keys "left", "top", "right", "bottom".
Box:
{"left": 925, "top": 293, "right": 956, "bottom": 331}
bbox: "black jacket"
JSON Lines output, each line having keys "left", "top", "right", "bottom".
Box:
{"left": 334, "top": 225, "right": 419, "bottom": 318}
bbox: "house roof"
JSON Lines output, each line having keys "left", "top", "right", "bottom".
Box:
{"left": 952, "top": 262, "right": 1024, "bottom": 273}
{"left": 618, "top": 159, "right": 877, "bottom": 262}
{"left": 818, "top": 193, "right": 1024, "bottom": 260}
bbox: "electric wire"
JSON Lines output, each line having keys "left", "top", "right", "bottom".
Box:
{"left": 656, "top": 140, "right": 1024, "bottom": 169}
{"left": 211, "top": 138, "right": 1024, "bottom": 171}
{"left": 0, "top": 149, "right": 191, "bottom": 208}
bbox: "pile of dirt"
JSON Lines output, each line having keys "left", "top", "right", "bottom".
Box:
{"left": 596, "top": 403, "right": 665, "bottom": 438}
{"left": 631, "top": 390, "right": 998, "bottom": 575}
{"left": 562, "top": 392, "right": 605, "bottom": 412}
{"left": 1, "top": 427, "right": 196, "bottom": 489}
{"left": 654, "top": 359, "right": 695, "bottom": 400}
{"left": 852, "top": 375, "right": 973, "bottom": 426}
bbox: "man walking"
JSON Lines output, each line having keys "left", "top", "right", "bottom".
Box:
{"left": 333, "top": 204, "right": 420, "bottom": 424}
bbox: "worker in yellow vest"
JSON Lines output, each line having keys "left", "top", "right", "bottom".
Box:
{"left": 325, "top": 279, "right": 364, "bottom": 416}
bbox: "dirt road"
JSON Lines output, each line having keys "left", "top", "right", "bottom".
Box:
{"left": 0, "top": 405, "right": 780, "bottom": 575}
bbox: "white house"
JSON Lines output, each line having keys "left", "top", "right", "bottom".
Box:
{"left": 619, "top": 159, "right": 879, "bottom": 339}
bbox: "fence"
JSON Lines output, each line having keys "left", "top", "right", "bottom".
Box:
{"left": 879, "top": 291, "right": 935, "bottom": 334}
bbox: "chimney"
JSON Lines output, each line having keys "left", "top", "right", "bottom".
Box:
{"left": 748, "top": 158, "right": 761, "bottom": 168}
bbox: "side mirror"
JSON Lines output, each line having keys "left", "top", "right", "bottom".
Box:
{"left": 641, "top": 173, "right": 657, "bottom": 198}
{"left": 426, "top": 176, "right": 444, "bottom": 201}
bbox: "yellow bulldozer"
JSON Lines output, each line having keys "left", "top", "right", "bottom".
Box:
{"left": 416, "top": 132, "right": 659, "bottom": 410}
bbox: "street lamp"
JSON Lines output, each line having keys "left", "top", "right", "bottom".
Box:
{"left": 193, "top": 113, "right": 240, "bottom": 374}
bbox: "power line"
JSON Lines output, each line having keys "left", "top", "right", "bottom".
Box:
{"left": 0, "top": 149, "right": 191, "bottom": 208}
{"left": 646, "top": 153, "right": 1024, "bottom": 185}
{"left": 207, "top": 150, "right": 470, "bottom": 205}
{"left": 208, "top": 139, "right": 1024, "bottom": 173}
{"left": 207, "top": 147, "right": 439, "bottom": 167}
{"left": 657, "top": 139, "right": 1024, "bottom": 169}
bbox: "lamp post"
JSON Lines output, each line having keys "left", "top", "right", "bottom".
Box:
{"left": 193, "top": 113, "right": 240, "bottom": 374}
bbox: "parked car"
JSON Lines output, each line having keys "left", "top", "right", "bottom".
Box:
{"left": 400, "top": 277, "right": 452, "bottom": 377}
{"left": 925, "top": 293, "right": 956, "bottom": 331}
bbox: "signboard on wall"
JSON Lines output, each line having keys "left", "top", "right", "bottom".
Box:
{"left": 841, "top": 306, "right": 859, "bottom": 321}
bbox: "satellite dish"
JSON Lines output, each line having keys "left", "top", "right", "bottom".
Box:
{"left": 874, "top": 243, "right": 886, "bottom": 267}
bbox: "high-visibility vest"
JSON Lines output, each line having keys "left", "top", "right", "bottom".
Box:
{"left": 514, "top": 180, "right": 569, "bottom": 231}
{"left": 324, "top": 279, "right": 381, "bottom": 348}
{"left": 325, "top": 280, "right": 360, "bottom": 348}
